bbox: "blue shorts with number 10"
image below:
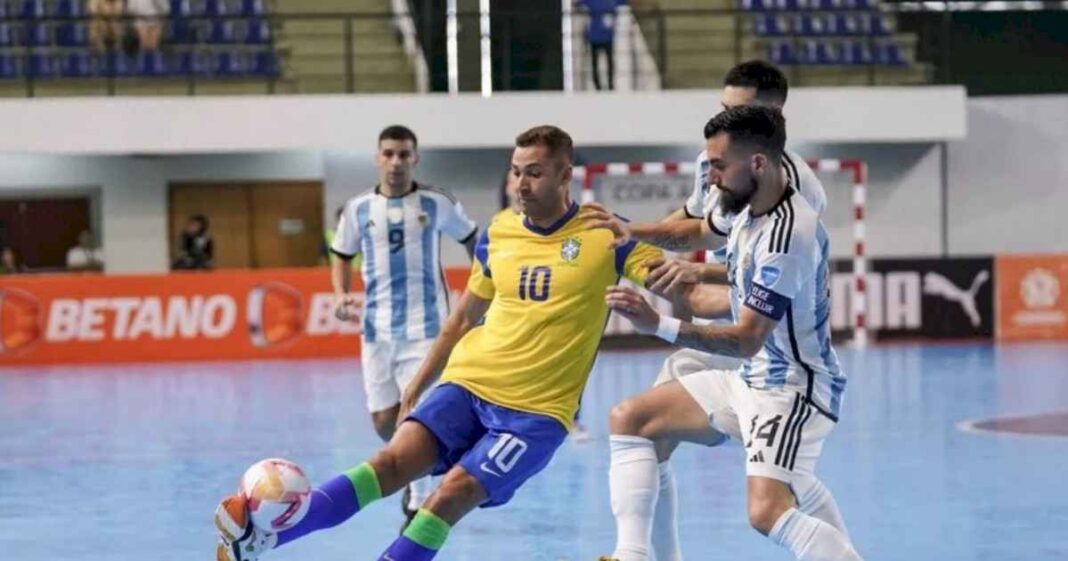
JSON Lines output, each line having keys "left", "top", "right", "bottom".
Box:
{"left": 406, "top": 382, "right": 569, "bottom": 508}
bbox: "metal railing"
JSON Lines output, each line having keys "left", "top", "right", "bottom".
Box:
{"left": 0, "top": 4, "right": 1063, "bottom": 97}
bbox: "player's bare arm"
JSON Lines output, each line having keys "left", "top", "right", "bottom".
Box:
{"left": 606, "top": 285, "right": 775, "bottom": 358}
{"left": 330, "top": 252, "right": 360, "bottom": 322}
{"left": 645, "top": 257, "right": 731, "bottom": 295}
{"left": 581, "top": 202, "right": 729, "bottom": 254}
{"left": 398, "top": 290, "right": 492, "bottom": 421}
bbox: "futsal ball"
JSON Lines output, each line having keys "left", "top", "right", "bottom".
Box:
{"left": 240, "top": 458, "right": 312, "bottom": 532}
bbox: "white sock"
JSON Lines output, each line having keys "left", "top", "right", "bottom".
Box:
{"left": 407, "top": 475, "right": 434, "bottom": 511}
{"left": 609, "top": 435, "right": 659, "bottom": 561}
{"left": 770, "top": 508, "right": 863, "bottom": 561}
{"left": 793, "top": 476, "right": 851, "bottom": 542}
{"left": 651, "top": 461, "right": 682, "bottom": 561}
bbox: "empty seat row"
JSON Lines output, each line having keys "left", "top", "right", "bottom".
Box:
{"left": 742, "top": 0, "right": 875, "bottom": 12}
{"left": 0, "top": 48, "right": 278, "bottom": 78}
{"left": 766, "top": 39, "right": 906, "bottom": 65}
{"left": 0, "top": 18, "right": 271, "bottom": 46}
{"left": 753, "top": 12, "right": 892, "bottom": 37}
{"left": 0, "top": 0, "right": 265, "bottom": 19}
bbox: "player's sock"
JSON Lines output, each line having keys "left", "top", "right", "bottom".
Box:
{"left": 792, "top": 475, "right": 851, "bottom": 542}
{"left": 275, "top": 462, "right": 382, "bottom": 547}
{"left": 650, "top": 460, "right": 682, "bottom": 561}
{"left": 769, "top": 507, "right": 862, "bottom": 561}
{"left": 609, "top": 435, "right": 659, "bottom": 561}
{"left": 407, "top": 475, "right": 434, "bottom": 512}
{"left": 378, "top": 508, "right": 451, "bottom": 560}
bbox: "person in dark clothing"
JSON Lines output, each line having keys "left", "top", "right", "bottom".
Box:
{"left": 173, "top": 214, "right": 214, "bottom": 270}
{"left": 579, "top": 0, "right": 625, "bottom": 90}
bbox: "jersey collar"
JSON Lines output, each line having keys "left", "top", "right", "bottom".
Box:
{"left": 523, "top": 201, "right": 579, "bottom": 236}
{"left": 750, "top": 181, "right": 795, "bottom": 219}
{"left": 375, "top": 181, "right": 419, "bottom": 199}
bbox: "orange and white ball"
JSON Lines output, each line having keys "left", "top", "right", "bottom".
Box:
{"left": 240, "top": 458, "right": 311, "bottom": 532}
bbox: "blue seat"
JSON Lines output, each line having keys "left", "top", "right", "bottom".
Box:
{"left": 203, "top": 0, "right": 227, "bottom": 16}
{"left": 240, "top": 0, "right": 264, "bottom": 17}
{"left": 19, "top": 0, "right": 42, "bottom": 19}
{"left": 0, "top": 2, "right": 10, "bottom": 19}
{"left": 0, "top": 22, "right": 13, "bottom": 46}
{"left": 844, "top": 40, "right": 873, "bottom": 64}
{"left": 21, "top": 22, "right": 49, "bottom": 46}
{"left": 99, "top": 52, "right": 134, "bottom": 77}
{"left": 740, "top": 0, "right": 768, "bottom": 11}
{"left": 138, "top": 51, "right": 168, "bottom": 76}
{"left": 754, "top": 14, "right": 784, "bottom": 36}
{"left": 796, "top": 13, "right": 827, "bottom": 35}
{"left": 53, "top": 0, "right": 82, "bottom": 17}
{"left": 60, "top": 51, "right": 92, "bottom": 77}
{"left": 170, "top": 0, "right": 192, "bottom": 18}
{"left": 876, "top": 41, "right": 906, "bottom": 65}
{"left": 244, "top": 18, "right": 270, "bottom": 44}
{"left": 207, "top": 19, "right": 234, "bottom": 43}
{"left": 853, "top": 0, "right": 873, "bottom": 9}
{"left": 251, "top": 50, "right": 278, "bottom": 76}
{"left": 26, "top": 52, "right": 53, "bottom": 77}
{"left": 56, "top": 22, "right": 87, "bottom": 46}
{"left": 767, "top": 41, "right": 797, "bottom": 65}
{"left": 214, "top": 49, "right": 245, "bottom": 75}
{"left": 174, "top": 50, "right": 211, "bottom": 75}
{"left": 0, "top": 54, "right": 17, "bottom": 78}
{"left": 167, "top": 18, "right": 194, "bottom": 43}
{"left": 870, "top": 14, "right": 891, "bottom": 35}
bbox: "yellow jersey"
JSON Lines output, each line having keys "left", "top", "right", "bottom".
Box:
{"left": 440, "top": 202, "right": 661, "bottom": 428}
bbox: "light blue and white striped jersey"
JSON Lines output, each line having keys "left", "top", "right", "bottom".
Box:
{"left": 684, "top": 148, "right": 827, "bottom": 265}
{"left": 331, "top": 183, "right": 478, "bottom": 343}
{"left": 726, "top": 188, "right": 846, "bottom": 421}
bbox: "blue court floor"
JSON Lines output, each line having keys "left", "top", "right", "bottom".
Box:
{"left": 1, "top": 343, "right": 1066, "bottom": 561}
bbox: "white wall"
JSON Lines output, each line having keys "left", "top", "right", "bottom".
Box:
{"left": 947, "top": 95, "right": 1068, "bottom": 255}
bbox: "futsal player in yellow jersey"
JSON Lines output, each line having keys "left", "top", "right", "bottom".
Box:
{"left": 215, "top": 125, "right": 660, "bottom": 561}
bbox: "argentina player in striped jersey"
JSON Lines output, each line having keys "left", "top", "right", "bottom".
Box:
{"left": 581, "top": 60, "right": 828, "bottom": 561}
{"left": 599, "top": 107, "right": 860, "bottom": 561}
{"left": 330, "top": 125, "right": 478, "bottom": 525}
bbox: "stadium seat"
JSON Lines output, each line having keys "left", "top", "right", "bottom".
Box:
{"left": 203, "top": 0, "right": 227, "bottom": 17}
{"left": 240, "top": 0, "right": 265, "bottom": 17}
{"left": 208, "top": 19, "right": 234, "bottom": 43}
{"left": 99, "top": 52, "right": 134, "bottom": 77}
{"left": 19, "top": 0, "right": 42, "bottom": 19}
{"left": 244, "top": 18, "right": 270, "bottom": 44}
{"left": 251, "top": 49, "right": 278, "bottom": 76}
{"left": 796, "top": 13, "right": 826, "bottom": 35}
{"left": 740, "top": 0, "right": 768, "bottom": 12}
{"left": 214, "top": 49, "right": 245, "bottom": 76}
{"left": 21, "top": 22, "right": 49, "bottom": 46}
{"left": 0, "top": 54, "right": 17, "bottom": 78}
{"left": 877, "top": 41, "right": 906, "bottom": 65}
{"left": 56, "top": 22, "right": 87, "bottom": 46}
{"left": 0, "top": 22, "right": 13, "bottom": 46}
{"left": 138, "top": 51, "right": 168, "bottom": 76}
{"left": 871, "top": 14, "right": 891, "bottom": 35}
{"left": 170, "top": 0, "right": 192, "bottom": 18}
{"left": 60, "top": 51, "right": 92, "bottom": 77}
{"left": 53, "top": 0, "right": 82, "bottom": 17}
{"left": 26, "top": 52, "right": 53, "bottom": 77}
{"left": 167, "top": 18, "right": 194, "bottom": 43}
{"left": 174, "top": 50, "right": 211, "bottom": 75}
{"left": 754, "top": 14, "right": 783, "bottom": 36}
{"left": 844, "top": 40, "right": 873, "bottom": 64}
{"left": 767, "top": 41, "right": 797, "bottom": 65}
{"left": 0, "top": 1, "right": 9, "bottom": 19}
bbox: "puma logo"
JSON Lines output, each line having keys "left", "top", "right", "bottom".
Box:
{"left": 922, "top": 271, "right": 990, "bottom": 327}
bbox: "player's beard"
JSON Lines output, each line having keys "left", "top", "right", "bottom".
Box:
{"left": 717, "top": 177, "right": 757, "bottom": 215}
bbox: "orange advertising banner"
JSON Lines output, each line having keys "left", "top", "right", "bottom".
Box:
{"left": 0, "top": 268, "right": 470, "bottom": 365}
{"left": 996, "top": 254, "right": 1068, "bottom": 341}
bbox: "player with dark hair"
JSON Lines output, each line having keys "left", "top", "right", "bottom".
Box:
{"left": 597, "top": 106, "right": 859, "bottom": 561}
{"left": 215, "top": 124, "right": 661, "bottom": 561}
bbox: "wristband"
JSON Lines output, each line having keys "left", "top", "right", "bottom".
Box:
{"left": 655, "top": 315, "right": 681, "bottom": 343}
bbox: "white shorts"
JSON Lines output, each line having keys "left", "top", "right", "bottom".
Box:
{"left": 678, "top": 369, "right": 836, "bottom": 483}
{"left": 360, "top": 338, "right": 435, "bottom": 412}
{"left": 653, "top": 347, "right": 743, "bottom": 387}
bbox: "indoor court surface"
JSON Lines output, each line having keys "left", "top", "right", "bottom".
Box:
{"left": 1, "top": 343, "right": 1065, "bottom": 561}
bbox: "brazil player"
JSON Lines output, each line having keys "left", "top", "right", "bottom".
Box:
{"left": 599, "top": 106, "right": 860, "bottom": 561}
{"left": 331, "top": 125, "right": 479, "bottom": 523}
{"left": 582, "top": 60, "right": 830, "bottom": 561}
{"left": 215, "top": 125, "right": 661, "bottom": 561}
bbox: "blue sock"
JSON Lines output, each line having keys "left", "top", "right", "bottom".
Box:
{"left": 377, "top": 509, "right": 451, "bottom": 561}
{"left": 275, "top": 463, "right": 382, "bottom": 547}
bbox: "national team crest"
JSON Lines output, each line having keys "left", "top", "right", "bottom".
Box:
{"left": 561, "top": 237, "right": 582, "bottom": 263}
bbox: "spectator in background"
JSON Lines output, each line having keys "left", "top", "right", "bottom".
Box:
{"left": 128, "top": 0, "right": 169, "bottom": 53}
{"left": 173, "top": 215, "right": 214, "bottom": 270}
{"left": 88, "top": 0, "right": 126, "bottom": 53}
{"left": 578, "top": 0, "right": 626, "bottom": 90}
{"left": 66, "top": 229, "right": 104, "bottom": 272}
{"left": 0, "top": 247, "right": 23, "bottom": 274}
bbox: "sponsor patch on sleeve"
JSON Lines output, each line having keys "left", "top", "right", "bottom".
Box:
{"left": 744, "top": 282, "right": 790, "bottom": 320}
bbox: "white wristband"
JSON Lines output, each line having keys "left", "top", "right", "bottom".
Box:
{"left": 655, "top": 315, "right": 681, "bottom": 344}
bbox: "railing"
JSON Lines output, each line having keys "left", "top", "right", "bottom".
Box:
{"left": 0, "top": 3, "right": 1064, "bottom": 97}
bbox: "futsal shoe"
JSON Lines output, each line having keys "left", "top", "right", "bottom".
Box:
{"left": 215, "top": 493, "right": 277, "bottom": 561}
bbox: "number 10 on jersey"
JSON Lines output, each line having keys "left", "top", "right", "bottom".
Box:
{"left": 518, "top": 266, "right": 552, "bottom": 301}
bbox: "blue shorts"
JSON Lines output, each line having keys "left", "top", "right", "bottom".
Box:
{"left": 406, "top": 383, "right": 569, "bottom": 508}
